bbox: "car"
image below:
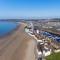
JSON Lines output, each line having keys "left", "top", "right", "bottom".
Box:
{"left": 48, "top": 35, "right": 52, "bottom": 38}
{"left": 43, "top": 32, "right": 52, "bottom": 37}
{"left": 55, "top": 37, "right": 60, "bottom": 42}
{"left": 51, "top": 35, "right": 56, "bottom": 40}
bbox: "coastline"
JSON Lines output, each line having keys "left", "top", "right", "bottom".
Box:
{"left": 0, "top": 22, "right": 20, "bottom": 39}
{"left": 0, "top": 22, "right": 36, "bottom": 60}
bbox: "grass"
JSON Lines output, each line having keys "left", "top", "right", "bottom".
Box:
{"left": 46, "top": 52, "right": 60, "bottom": 60}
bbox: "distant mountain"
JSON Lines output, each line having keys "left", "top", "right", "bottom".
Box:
{"left": 48, "top": 18, "right": 60, "bottom": 22}
{"left": 0, "top": 18, "right": 60, "bottom": 22}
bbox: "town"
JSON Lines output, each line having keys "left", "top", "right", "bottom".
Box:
{"left": 25, "top": 19, "right": 60, "bottom": 60}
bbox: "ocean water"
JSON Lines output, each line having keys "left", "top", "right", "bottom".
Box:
{"left": 0, "top": 22, "right": 18, "bottom": 37}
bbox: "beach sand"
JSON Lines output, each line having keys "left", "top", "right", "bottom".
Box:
{"left": 0, "top": 22, "right": 36, "bottom": 60}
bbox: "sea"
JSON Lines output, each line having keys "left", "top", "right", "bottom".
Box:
{"left": 0, "top": 21, "right": 18, "bottom": 37}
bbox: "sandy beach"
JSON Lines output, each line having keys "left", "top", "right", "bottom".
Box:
{"left": 0, "top": 22, "right": 36, "bottom": 60}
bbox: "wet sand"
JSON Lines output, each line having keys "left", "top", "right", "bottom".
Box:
{"left": 0, "top": 22, "right": 36, "bottom": 60}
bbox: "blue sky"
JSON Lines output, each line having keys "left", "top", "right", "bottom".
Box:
{"left": 0, "top": 0, "right": 60, "bottom": 19}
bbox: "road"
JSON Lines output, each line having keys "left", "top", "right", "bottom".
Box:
{"left": 0, "top": 23, "right": 36, "bottom": 60}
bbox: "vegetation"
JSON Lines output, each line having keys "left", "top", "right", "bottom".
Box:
{"left": 46, "top": 52, "right": 60, "bottom": 60}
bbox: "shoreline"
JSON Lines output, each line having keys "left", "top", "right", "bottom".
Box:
{"left": 0, "top": 22, "right": 36, "bottom": 60}
{"left": 0, "top": 22, "right": 20, "bottom": 39}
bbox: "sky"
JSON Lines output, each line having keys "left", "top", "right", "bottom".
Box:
{"left": 0, "top": 0, "right": 60, "bottom": 19}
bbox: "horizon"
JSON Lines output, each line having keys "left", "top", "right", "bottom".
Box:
{"left": 0, "top": 0, "right": 60, "bottom": 19}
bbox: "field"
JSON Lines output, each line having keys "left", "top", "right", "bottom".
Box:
{"left": 46, "top": 52, "right": 60, "bottom": 60}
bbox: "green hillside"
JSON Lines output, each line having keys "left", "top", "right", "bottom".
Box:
{"left": 46, "top": 52, "right": 60, "bottom": 60}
